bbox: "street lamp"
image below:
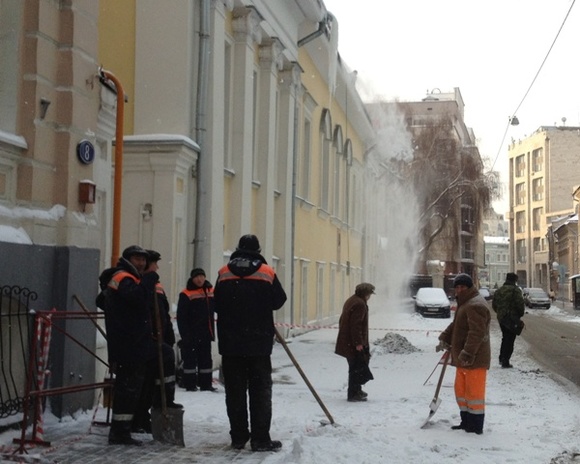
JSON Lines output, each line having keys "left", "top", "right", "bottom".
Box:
{"left": 510, "top": 116, "right": 520, "bottom": 126}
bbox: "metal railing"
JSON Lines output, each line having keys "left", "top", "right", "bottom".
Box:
{"left": 0, "top": 285, "right": 36, "bottom": 419}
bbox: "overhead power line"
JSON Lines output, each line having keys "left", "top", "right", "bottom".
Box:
{"left": 491, "top": 0, "right": 576, "bottom": 171}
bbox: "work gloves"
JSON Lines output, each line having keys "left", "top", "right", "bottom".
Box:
{"left": 436, "top": 340, "right": 451, "bottom": 352}
{"left": 458, "top": 350, "right": 475, "bottom": 366}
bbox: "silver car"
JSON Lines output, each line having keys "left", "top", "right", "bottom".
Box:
{"left": 524, "top": 288, "right": 551, "bottom": 309}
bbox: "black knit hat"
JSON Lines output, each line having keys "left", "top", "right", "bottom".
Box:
{"left": 190, "top": 268, "right": 206, "bottom": 278}
{"left": 236, "top": 234, "right": 261, "bottom": 253}
{"left": 122, "top": 245, "right": 149, "bottom": 260}
{"left": 453, "top": 273, "right": 473, "bottom": 288}
{"left": 506, "top": 272, "right": 518, "bottom": 283}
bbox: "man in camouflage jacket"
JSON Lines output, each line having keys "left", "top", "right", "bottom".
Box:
{"left": 492, "top": 272, "right": 525, "bottom": 368}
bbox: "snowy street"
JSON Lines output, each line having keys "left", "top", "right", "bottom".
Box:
{"left": 2, "top": 298, "right": 580, "bottom": 463}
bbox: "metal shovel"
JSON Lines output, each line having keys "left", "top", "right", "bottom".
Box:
{"left": 420, "top": 350, "right": 450, "bottom": 429}
{"left": 151, "top": 292, "right": 185, "bottom": 446}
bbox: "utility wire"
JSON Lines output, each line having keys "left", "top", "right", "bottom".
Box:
{"left": 490, "top": 0, "right": 576, "bottom": 171}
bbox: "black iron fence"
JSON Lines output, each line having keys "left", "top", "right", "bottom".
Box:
{"left": 0, "top": 285, "right": 36, "bottom": 419}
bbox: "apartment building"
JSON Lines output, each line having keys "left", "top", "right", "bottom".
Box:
{"left": 508, "top": 126, "right": 580, "bottom": 288}
{"left": 480, "top": 208, "right": 509, "bottom": 288}
{"left": 370, "top": 89, "right": 487, "bottom": 287}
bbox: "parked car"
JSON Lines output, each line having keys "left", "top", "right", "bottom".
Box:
{"left": 479, "top": 287, "right": 492, "bottom": 301}
{"left": 524, "top": 288, "right": 551, "bottom": 309}
{"left": 413, "top": 287, "right": 451, "bottom": 318}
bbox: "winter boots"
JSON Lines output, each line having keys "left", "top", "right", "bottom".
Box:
{"left": 251, "top": 440, "right": 282, "bottom": 452}
{"left": 183, "top": 372, "right": 198, "bottom": 391}
{"left": 451, "top": 411, "right": 484, "bottom": 434}
{"left": 347, "top": 390, "right": 368, "bottom": 402}
{"left": 109, "top": 420, "right": 142, "bottom": 446}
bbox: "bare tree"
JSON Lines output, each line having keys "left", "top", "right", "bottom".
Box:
{"left": 395, "top": 111, "right": 494, "bottom": 273}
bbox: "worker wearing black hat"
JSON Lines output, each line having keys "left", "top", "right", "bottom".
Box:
{"left": 437, "top": 273, "right": 491, "bottom": 435}
{"left": 214, "top": 235, "right": 287, "bottom": 452}
{"left": 131, "top": 250, "right": 179, "bottom": 434}
{"left": 492, "top": 272, "right": 525, "bottom": 368}
{"left": 176, "top": 267, "right": 216, "bottom": 392}
{"left": 97, "top": 245, "right": 160, "bottom": 445}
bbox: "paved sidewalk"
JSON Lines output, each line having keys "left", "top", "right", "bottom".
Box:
{"left": 2, "top": 422, "right": 269, "bottom": 464}
{"left": 1, "top": 393, "right": 270, "bottom": 464}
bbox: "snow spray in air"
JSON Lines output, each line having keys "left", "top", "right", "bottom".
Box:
{"left": 364, "top": 99, "right": 420, "bottom": 307}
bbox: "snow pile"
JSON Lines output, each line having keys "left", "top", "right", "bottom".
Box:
{"left": 372, "top": 332, "right": 420, "bottom": 354}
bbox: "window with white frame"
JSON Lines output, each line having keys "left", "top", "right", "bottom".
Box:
{"left": 532, "top": 177, "right": 544, "bottom": 201}
{"left": 301, "top": 261, "right": 309, "bottom": 324}
{"left": 333, "top": 126, "right": 343, "bottom": 218}
{"left": 515, "top": 155, "right": 525, "bottom": 177}
{"left": 344, "top": 139, "right": 353, "bottom": 224}
{"left": 532, "top": 148, "right": 543, "bottom": 172}
{"left": 320, "top": 109, "right": 332, "bottom": 211}
{"left": 316, "top": 263, "right": 324, "bottom": 322}
{"left": 300, "top": 118, "right": 312, "bottom": 199}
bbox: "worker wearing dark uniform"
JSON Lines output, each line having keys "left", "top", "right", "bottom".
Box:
{"left": 214, "top": 234, "right": 287, "bottom": 452}
{"left": 177, "top": 268, "right": 216, "bottom": 392}
{"left": 132, "top": 250, "right": 177, "bottom": 434}
{"left": 98, "top": 245, "right": 180, "bottom": 446}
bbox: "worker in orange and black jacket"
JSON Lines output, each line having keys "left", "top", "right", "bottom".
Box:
{"left": 131, "top": 250, "right": 177, "bottom": 434}
{"left": 176, "top": 267, "right": 216, "bottom": 392}
{"left": 97, "top": 245, "right": 181, "bottom": 446}
{"left": 214, "top": 234, "right": 287, "bottom": 453}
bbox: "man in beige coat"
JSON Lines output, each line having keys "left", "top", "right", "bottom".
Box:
{"left": 335, "top": 283, "right": 375, "bottom": 402}
{"left": 438, "top": 273, "right": 491, "bottom": 434}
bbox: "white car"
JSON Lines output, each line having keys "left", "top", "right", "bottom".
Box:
{"left": 413, "top": 287, "right": 451, "bottom": 318}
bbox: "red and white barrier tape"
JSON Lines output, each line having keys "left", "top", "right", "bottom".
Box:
{"left": 274, "top": 322, "right": 440, "bottom": 334}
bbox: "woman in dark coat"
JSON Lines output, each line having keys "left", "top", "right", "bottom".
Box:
{"left": 335, "top": 283, "right": 375, "bottom": 402}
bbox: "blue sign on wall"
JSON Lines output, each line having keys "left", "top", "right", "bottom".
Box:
{"left": 76, "top": 140, "right": 95, "bottom": 165}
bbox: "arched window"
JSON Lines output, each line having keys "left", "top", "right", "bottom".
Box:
{"left": 332, "top": 125, "right": 344, "bottom": 217}
{"left": 319, "top": 109, "right": 332, "bottom": 211}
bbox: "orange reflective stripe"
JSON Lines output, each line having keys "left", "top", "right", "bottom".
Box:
{"left": 108, "top": 271, "right": 139, "bottom": 290}
{"left": 217, "top": 263, "right": 275, "bottom": 284}
{"left": 181, "top": 288, "right": 214, "bottom": 300}
{"left": 155, "top": 282, "right": 165, "bottom": 295}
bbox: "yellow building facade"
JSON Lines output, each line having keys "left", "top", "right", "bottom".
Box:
{"left": 98, "top": 0, "right": 376, "bottom": 329}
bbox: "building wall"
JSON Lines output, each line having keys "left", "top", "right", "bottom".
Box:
{"left": 98, "top": 0, "right": 374, "bottom": 329}
{"left": 0, "top": 0, "right": 115, "bottom": 418}
{"left": 0, "top": 1, "right": 105, "bottom": 248}
{"left": 509, "top": 126, "right": 580, "bottom": 288}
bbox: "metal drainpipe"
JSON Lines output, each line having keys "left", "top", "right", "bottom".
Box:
{"left": 289, "top": 68, "right": 300, "bottom": 325}
{"left": 99, "top": 68, "right": 125, "bottom": 267}
{"left": 193, "top": 0, "right": 210, "bottom": 268}
{"left": 297, "top": 15, "right": 329, "bottom": 48}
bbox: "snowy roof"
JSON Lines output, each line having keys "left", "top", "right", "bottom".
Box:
{"left": 484, "top": 236, "right": 509, "bottom": 245}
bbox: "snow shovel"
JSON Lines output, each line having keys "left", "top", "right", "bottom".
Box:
{"left": 151, "top": 292, "right": 185, "bottom": 446}
{"left": 274, "top": 327, "right": 335, "bottom": 425}
{"left": 420, "top": 350, "right": 450, "bottom": 429}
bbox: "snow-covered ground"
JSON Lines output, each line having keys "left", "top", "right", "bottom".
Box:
{"left": 2, "top": 297, "right": 580, "bottom": 463}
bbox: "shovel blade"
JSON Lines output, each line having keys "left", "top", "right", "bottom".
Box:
{"left": 151, "top": 407, "right": 185, "bottom": 447}
{"left": 429, "top": 397, "right": 442, "bottom": 413}
{"left": 420, "top": 398, "right": 442, "bottom": 429}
